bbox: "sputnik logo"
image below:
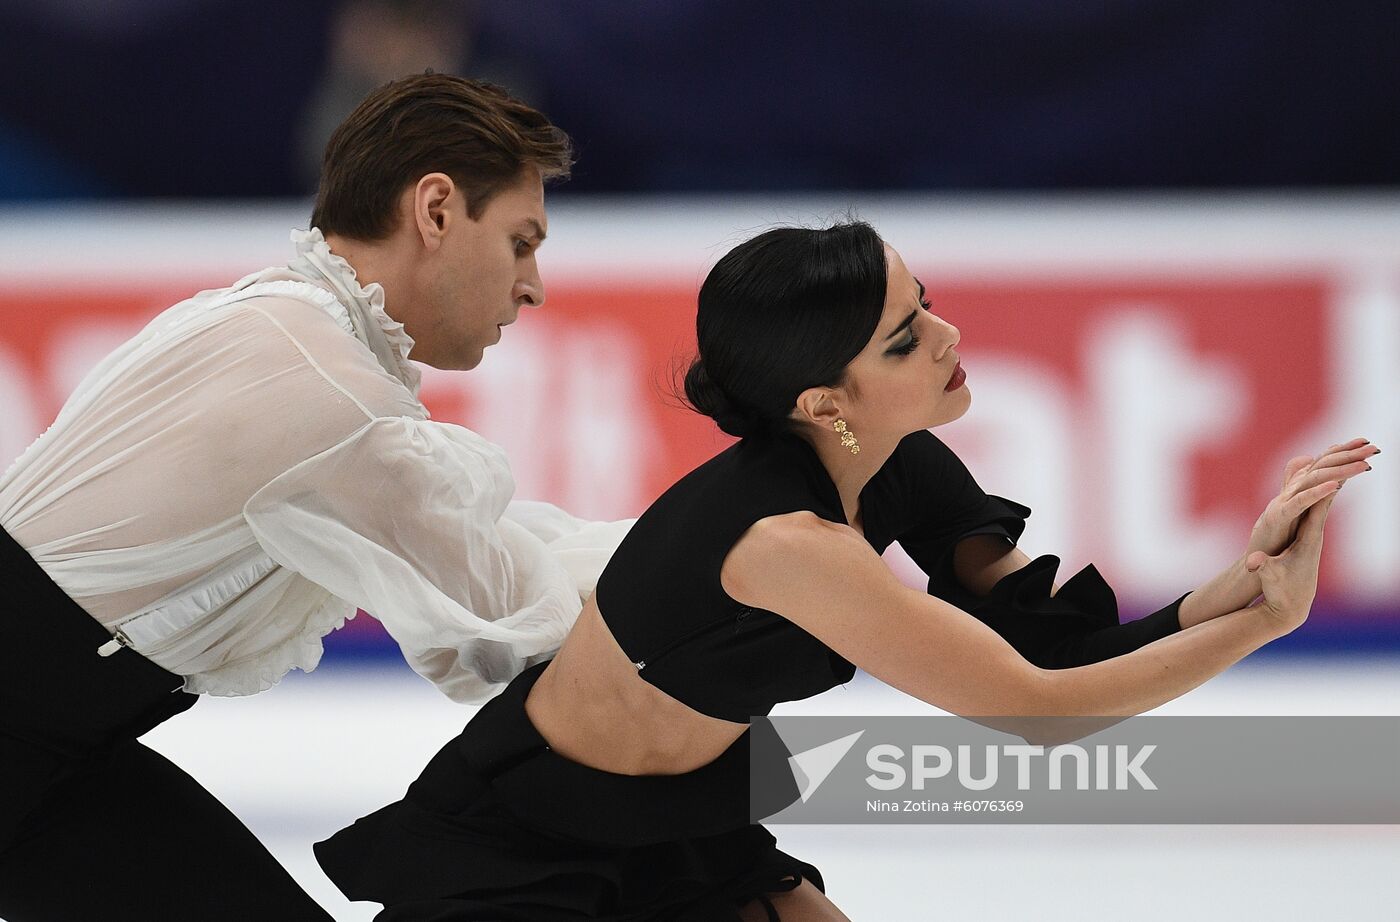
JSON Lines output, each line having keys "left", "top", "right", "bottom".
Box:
{"left": 787, "top": 730, "right": 865, "bottom": 802}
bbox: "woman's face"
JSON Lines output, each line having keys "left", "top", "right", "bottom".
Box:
{"left": 840, "top": 244, "right": 970, "bottom": 439}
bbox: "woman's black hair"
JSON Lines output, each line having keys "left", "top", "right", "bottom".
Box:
{"left": 683, "top": 221, "right": 888, "bottom": 439}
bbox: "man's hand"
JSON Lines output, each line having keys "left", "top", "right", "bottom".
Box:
{"left": 1248, "top": 437, "right": 1378, "bottom": 557}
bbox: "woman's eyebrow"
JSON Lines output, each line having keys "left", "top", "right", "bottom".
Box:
{"left": 884, "top": 310, "right": 918, "bottom": 341}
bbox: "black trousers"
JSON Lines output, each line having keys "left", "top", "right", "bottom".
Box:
{"left": 0, "top": 525, "right": 332, "bottom": 922}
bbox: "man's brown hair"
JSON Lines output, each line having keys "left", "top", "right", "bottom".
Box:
{"left": 311, "top": 73, "right": 573, "bottom": 240}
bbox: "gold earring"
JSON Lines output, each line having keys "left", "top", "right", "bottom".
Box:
{"left": 833, "top": 418, "right": 860, "bottom": 454}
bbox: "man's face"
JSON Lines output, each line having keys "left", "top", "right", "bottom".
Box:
{"left": 422, "top": 165, "right": 548, "bottom": 370}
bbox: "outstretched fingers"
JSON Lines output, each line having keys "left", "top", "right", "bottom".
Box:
{"left": 1285, "top": 442, "right": 1377, "bottom": 499}
{"left": 1283, "top": 479, "right": 1344, "bottom": 521}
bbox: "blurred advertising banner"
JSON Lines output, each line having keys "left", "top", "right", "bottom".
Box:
{"left": 1, "top": 197, "right": 1397, "bottom": 654}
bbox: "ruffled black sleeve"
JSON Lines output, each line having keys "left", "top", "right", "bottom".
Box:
{"left": 889, "top": 430, "right": 1185, "bottom": 668}
{"left": 887, "top": 430, "right": 1033, "bottom": 593}
{"left": 956, "top": 557, "right": 1188, "bottom": 668}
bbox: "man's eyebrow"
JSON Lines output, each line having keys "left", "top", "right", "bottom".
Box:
{"left": 883, "top": 310, "right": 918, "bottom": 341}
{"left": 520, "top": 218, "right": 546, "bottom": 241}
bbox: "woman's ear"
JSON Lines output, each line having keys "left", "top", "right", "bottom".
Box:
{"left": 792, "top": 386, "right": 843, "bottom": 429}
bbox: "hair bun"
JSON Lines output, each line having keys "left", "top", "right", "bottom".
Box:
{"left": 683, "top": 358, "right": 760, "bottom": 438}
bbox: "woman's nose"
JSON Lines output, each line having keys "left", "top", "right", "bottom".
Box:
{"left": 934, "top": 319, "right": 960, "bottom": 360}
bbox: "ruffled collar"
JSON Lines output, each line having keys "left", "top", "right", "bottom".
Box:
{"left": 287, "top": 227, "right": 421, "bottom": 398}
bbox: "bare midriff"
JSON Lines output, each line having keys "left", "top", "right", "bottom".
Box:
{"left": 523, "top": 596, "right": 749, "bottom": 776}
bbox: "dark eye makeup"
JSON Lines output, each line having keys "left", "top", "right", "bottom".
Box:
{"left": 883, "top": 283, "right": 934, "bottom": 357}
{"left": 888, "top": 332, "right": 920, "bottom": 356}
{"left": 886, "top": 298, "right": 933, "bottom": 357}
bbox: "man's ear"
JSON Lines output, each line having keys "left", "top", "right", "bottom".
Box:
{"left": 410, "top": 172, "right": 455, "bottom": 251}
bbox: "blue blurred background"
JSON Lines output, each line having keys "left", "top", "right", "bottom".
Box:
{"left": 1, "top": 0, "right": 1397, "bottom": 200}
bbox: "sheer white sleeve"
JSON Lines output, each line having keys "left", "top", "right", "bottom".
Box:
{"left": 1, "top": 280, "right": 609, "bottom": 701}
{"left": 244, "top": 416, "right": 584, "bottom": 703}
{"left": 501, "top": 500, "right": 636, "bottom": 601}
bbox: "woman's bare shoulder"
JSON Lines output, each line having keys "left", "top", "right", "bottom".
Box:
{"left": 719, "top": 508, "right": 1046, "bottom": 718}
{"left": 720, "top": 510, "right": 883, "bottom": 617}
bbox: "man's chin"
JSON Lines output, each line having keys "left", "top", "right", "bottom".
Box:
{"left": 460, "top": 347, "right": 487, "bottom": 371}
{"left": 427, "top": 346, "right": 487, "bottom": 372}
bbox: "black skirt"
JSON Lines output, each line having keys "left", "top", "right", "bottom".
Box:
{"left": 315, "top": 660, "right": 823, "bottom": 921}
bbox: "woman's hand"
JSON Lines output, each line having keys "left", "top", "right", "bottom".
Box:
{"left": 1245, "top": 488, "right": 1339, "bottom": 635}
{"left": 1247, "top": 438, "right": 1378, "bottom": 557}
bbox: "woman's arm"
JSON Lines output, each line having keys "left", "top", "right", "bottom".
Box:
{"left": 950, "top": 437, "right": 1377, "bottom": 636}
{"left": 948, "top": 532, "right": 1186, "bottom": 668}
{"left": 1176, "top": 554, "right": 1258, "bottom": 629}
{"left": 895, "top": 431, "right": 1181, "bottom": 666}
{"left": 722, "top": 493, "right": 1334, "bottom": 742}
{"left": 951, "top": 535, "right": 1035, "bottom": 595}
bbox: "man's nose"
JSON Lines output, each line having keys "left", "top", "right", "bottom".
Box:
{"left": 516, "top": 267, "right": 545, "bottom": 309}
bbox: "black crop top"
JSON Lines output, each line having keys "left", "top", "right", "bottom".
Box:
{"left": 594, "top": 428, "right": 1040, "bottom": 723}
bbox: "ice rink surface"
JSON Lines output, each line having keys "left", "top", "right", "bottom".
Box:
{"left": 142, "top": 656, "right": 1400, "bottom": 921}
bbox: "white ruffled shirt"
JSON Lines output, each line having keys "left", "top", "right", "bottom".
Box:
{"left": 0, "top": 228, "right": 631, "bottom": 702}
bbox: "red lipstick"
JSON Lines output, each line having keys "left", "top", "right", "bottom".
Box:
{"left": 944, "top": 362, "right": 966, "bottom": 392}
